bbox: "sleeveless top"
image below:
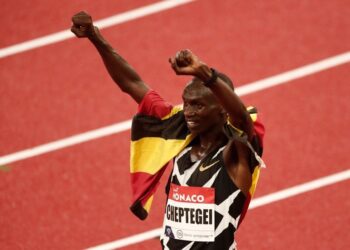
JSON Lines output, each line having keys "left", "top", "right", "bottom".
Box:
{"left": 160, "top": 143, "right": 246, "bottom": 250}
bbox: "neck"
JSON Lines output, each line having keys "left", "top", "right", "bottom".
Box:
{"left": 191, "top": 127, "right": 227, "bottom": 161}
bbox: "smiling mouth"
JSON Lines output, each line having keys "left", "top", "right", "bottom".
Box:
{"left": 186, "top": 121, "right": 200, "bottom": 128}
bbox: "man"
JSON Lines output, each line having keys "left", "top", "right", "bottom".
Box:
{"left": 71, "top": 11, "right": 265, "bottom": 250}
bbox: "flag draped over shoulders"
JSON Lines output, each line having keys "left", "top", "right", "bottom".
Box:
{"left": 129, "top": 90, "right": 193, "bottom": 220}
{"left": 129, "top": 90, "right": 265, "bottom": 220}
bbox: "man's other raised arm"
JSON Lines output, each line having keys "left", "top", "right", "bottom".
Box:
{"left": 169, "top": 49, "right": 254, "bottom": 140}
{"left": 71, "top": 11, "right": 149, "bottom": 103}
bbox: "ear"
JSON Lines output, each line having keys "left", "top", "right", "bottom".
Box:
{"left": 220, "top": 109, "right": 228, "bottom": 120}
{"left": 220, "top": 108, "right": 227, "bottom": 115}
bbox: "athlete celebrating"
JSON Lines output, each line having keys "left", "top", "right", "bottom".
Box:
{"left": 71, "top": 11, "right": 265, "bottom": 250}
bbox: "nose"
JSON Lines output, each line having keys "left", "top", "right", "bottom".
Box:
{"left": 184, "top": 105, "right": 196, "bottom": 118}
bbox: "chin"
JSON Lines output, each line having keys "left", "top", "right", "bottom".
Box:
{"left": 187, "top": 125, "right": 199, "bottom": 134}
{"left": 188, "top": 126, "right": 206, "bottom": 136}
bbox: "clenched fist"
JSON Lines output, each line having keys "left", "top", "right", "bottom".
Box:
{"left": 71, "top": 11, "right": 95, "bottom": 38}
{"left": 169, "top": 49, "right": 206, "bottom": 77}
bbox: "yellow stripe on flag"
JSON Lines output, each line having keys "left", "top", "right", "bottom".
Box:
{"left": 130, "top": 135, "right": 193, "bottom": 174}
{"left": 249, "top": 166, "right": 261, "bottom": 197}
{"left": 143, "top": 195, "right": 154, "bottom": 213}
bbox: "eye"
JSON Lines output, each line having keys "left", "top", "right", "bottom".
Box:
{"left": 196, "top": 103, "right": 204, "bottom": 109}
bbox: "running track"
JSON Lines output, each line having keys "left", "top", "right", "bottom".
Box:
{"left": 1, "top": 0, "right": 349, "bottom": 249}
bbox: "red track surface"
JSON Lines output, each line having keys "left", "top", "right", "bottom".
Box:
{"left": 1, "top": 0, "right": 349, "bottom": 249}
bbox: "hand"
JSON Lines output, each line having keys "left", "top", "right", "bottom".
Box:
{"left": 71, "top": 11, "right": 95, "bottom": 38}
{"left": 169, "top": 49, "right": 205, "bottom": 77}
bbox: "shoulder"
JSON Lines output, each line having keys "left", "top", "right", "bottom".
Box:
{"left": 137, "top": 89, "right": 173, "bottom": 118}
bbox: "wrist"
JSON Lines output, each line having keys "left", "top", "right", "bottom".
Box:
{"left": 202, "top": 68, "right": 218, "bottom": 87}
{"left": 87, "top": 26, "right": 100, "bottom": 42}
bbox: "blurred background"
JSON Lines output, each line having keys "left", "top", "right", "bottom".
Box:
{"left": 1, "top": 0, "right": 349, "bottom": 249}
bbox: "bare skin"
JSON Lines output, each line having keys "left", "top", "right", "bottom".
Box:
{"left": 71, "top": 11, "right": 149, "bottom": 103}
{"left": 71, "top": 11, "right": 254, "bottom": 196}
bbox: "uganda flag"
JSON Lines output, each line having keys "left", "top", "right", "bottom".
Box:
{"left": 130, "top": 105, "right": 193, "bottom": 220}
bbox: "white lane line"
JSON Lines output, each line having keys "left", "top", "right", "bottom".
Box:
{"left": 1, "top": 51, "right": 350, "bottom": 166}
{"left": 0, "top": 0, "right": 195, "bottom": 59}
{"left": 0, "top": 120, "right": 131, "bottom": 166}
{"left": 86, "top": 228, "right": 163, "bottom": 250}
{"left": 249, "top": 169, "right": 350, "bottom": 209}
{"left": 86, "top": 169, "right": 350, "bottom": 250}
{"left": 235, "top": 51, "right": 350, "bottom": 96}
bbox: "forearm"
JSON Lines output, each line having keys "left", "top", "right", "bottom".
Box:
{"left": 197, "top": 66, "right": 254, "bottom": 139}
{"left": 211, "top": 81, "right": 253, "bottom": 139}
{"left": 88, "top": 27, "right": 149, "bottom": 102}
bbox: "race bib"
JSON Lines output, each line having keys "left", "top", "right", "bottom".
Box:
{"left": 163, "top": 184, "right": 215, "bottom": 242}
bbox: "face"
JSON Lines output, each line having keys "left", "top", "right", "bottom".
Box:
{"left": 182, "top": 81, "right": 226, "bottom": 135}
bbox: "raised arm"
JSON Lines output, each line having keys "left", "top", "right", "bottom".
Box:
{"left": 71, "top": 11, "right": 149, "bottom": 103}
{"left": 169, "top": 49, "right": 254, "bottom": 140}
